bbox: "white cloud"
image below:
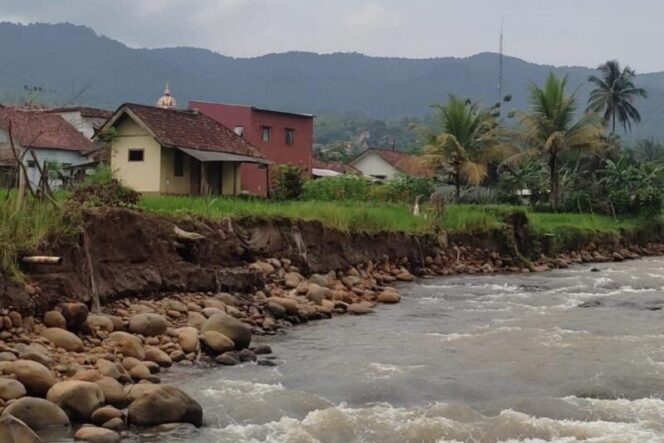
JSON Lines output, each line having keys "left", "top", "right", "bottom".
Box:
{"left": 343, "top": 2, "right": 401, "bottom": 32}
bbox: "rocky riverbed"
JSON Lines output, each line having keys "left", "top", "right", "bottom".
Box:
{"left": 0, "top": 238, "right": 663, "bottom": 442}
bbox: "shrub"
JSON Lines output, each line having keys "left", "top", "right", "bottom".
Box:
{"left": 272, "top": 165, "right": 305, "bottom": 200}
{"left": 382, "top": 174, "right": 435, "bottom": 203}
{"left": 301, "top": 175, "right": 373, "bottom": 201}
{"left": 71, "top": 166, "right": 139, "bottom": 207}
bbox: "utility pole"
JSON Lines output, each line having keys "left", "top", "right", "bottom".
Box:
{"left": 498, "top": 16, "right": 505, "bottom": 115}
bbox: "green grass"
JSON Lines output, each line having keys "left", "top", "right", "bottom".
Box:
{"left": 528, "top": 211, "right": 642, "bottom": 234}
{"left": 0, "top": 190, "right": 79, "bottom": 280}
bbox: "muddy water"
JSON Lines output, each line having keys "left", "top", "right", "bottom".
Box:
{"left": 130, "top": 259, "right": 664, "bottom": 441}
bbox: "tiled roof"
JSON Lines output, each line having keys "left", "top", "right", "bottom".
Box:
{"left": 354, "top": 148, "right": 436, "bottom": 178}
{"left": 49, "top": 106, "right": 113, "bottom": 119}
{"left": 312, "top": 158, "right": 360, "bottom": 174}
{"left": 0, "top": 106, "right": 96, "bottom": 152}
{"left": 112, "top": 103, "right": 263, "bottom": 158}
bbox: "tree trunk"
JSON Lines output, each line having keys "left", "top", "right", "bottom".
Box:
{"left": 611, "top": 111, "right": 616, "bottom": 135}
{"left": 549, "top": 151, "right": 559, "bottom": 209}
{"left": 455, "top": 170, "right": 461, "bottom": 202}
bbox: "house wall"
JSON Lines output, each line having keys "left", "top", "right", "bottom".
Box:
{"left": 351, "top": 153, "right": 400, "bottom": 180}
{"left": 221, "top": 162, "right": 240, "bottom": 195}
{"left": 160, "top": 147, "right": 192, "bottom": 195}
{"left": 110, "top": 118, "right": 161, "bottom": 193}
{"left": 190, "top": 101, "right": 313, "bottom": 197}
{"left": 57, "top": 111, "right": 97, "bottom": 140}
{"left": 23, "top": 148, "right": 88, "bottom": 189}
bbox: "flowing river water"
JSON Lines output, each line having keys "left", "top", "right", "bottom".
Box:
{"left": 79, "top": 258, "right": 664, "bottom": 442}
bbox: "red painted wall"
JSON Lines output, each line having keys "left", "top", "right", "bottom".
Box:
{"left": 189, "top": 101, "right": 313, "bottom": 197}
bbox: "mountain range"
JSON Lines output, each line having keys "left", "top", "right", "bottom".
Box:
{"left": 0, "top": 22, "right": 662, "bottom": 140}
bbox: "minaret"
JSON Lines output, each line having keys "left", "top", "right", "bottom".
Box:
{"left": 156, "top": 82, "right": 177, "bottom": 108}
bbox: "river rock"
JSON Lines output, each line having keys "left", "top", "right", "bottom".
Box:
{"left": 60, "top": 302, "right": 89, "bottom": 331}
{"left": 0, "top": 415, "right": 42, "bottom": 443}
{"left": 74, "top": 426, "right": 121, "bottom": 443}
{"left": 104, "top": 332, "right": 145, "bottom": 360}
{"left": 91, "top": 406, "right": 123, "bottom": 426}
{"left": 41, "top": 328, "right": 84, "bottom": 352}
{"left": 144, "top": 347, "right": 172, "bottom": 367}
{"left": 284, "top": 272, "right": 303, "bottom": 289}
{"left": 201, "top": 307, "right": 224, "bottom": 318}
{"left": 267, "top": 297, "right": 299, "bottom": 315}
{"left": 0, "top": 378, "right": 26, "bottom": 400}
{"left": 3, "top": 360, "right": 56, "bottom": 396}
{"left": 215, "top": 353, "right": 240, "bottom": 365}
{"left": 102, "top": 417, "right": 126, "bottom": 432}
{"left": 128, "top": 314, "right": 168, "bottom": 337}
{"left": 265, "top": 302, "right": 286, "bottom": 318}
{"left": 174, "top": 327, "right": 199, "bottom": 353}
{"left": 2, "top": 397, "right": 70, "bottom": 429}
{"left": 43, "top": 310, "right": 67, "bottom": 329}
{"left": 200, "top": 331, "right": 235, "bottom": 354}
{"left": 71, "top": 369, "right": 103, "bottom": 382}
{"left": 125, "top": 383, "right": 161, "bottom": 403}
{"left": 377, "top": 289, "right": 401, "bottom": 304}
{"left": 306, "top": 284, "right": 328, "bottom": 305}
{"left": 186, "top": 312, "right": 206, "bottom": 330}
{"left": 16, "top": 344, "right": 52, "bottom": 367}
{"left": 86, "top": 315, "right": 115, "bottom": 333}
{"left": 95, "top": 377, "right": 129, "bottom": 408}
{"left": 96, "top": 359, "right": 123, "bottom": 381}
{"left": 249, "top": 261, "right": 275, "bottom": 275}
{"left": 309, "top": 273, "right": 330, "bottom": 287}
{"left": 200, "top": 313, "right": 251, "bottom": 350}
{"left": 128, "top": 385, "right": 203, "bottom": 427}
{"left": 47, "top": 380, "right": 105, "bottom": 420}
{"left": 128, "top": 363, "right": 151, "bottom": 381}
{"left": 0, "top": 352, "right": 16, "bottom": 362}
{"left": 347, "top": 303, "right": 373, "bottom": 315}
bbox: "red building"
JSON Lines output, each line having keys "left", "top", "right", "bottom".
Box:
{"left": 189, "top": 101, "right": 314, "bottom": 196}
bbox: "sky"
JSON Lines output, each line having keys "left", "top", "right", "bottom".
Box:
{"left": 0, "top": 0, "right": 662, "bottom": 72}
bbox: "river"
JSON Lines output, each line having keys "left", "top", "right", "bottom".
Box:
{"left": 120, "top": 258, "right": 664, "bottom": 441}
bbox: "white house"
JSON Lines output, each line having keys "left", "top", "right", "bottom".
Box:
{"left": 349, "top": 148, "right": 434, "bottom": 181}
{"left": 48, "top": 106, "right": 112, "bottom": 140}
{"left": 0, "top": 106, "right": 96, "bottom": 189}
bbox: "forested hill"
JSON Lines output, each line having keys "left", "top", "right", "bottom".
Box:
{"left": 0, "top": 22, "right": 662, "bottom": 139}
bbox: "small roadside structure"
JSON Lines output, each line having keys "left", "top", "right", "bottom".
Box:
{"left": 97, "top": 103, "right": 268, "bottom": 195}
{"left": 0, "top": 106, "right": 97, "bottom": 189}
{"left": 349, "top": 148, "right": 435, "bottom": 181}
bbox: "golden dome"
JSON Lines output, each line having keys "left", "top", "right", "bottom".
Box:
{"left": 156, "top": 82, "right": 177, "bottom": 108}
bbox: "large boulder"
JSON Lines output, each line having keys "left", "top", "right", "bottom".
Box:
{"left": 43, "top": 310, "right": 67, "bottom": 329}
{"left": 174, "top": 327, "right": 199, "bottom": 353}
{"left": 46, "top": 380, "right": 105, "bottom": 420}
{"left": 103, "top": 332, "right": 145, "bottom": 360}
{"left": 306, "top": 284, "right": 328, "bottom": 305}
{"left": 200, "top": 331, "right": 235, "bottom": 355}
{"left": 3, "top": 360, "right": 55, "bottom": 396}
{"left": 2, "top": 396, "right": 70, "bottom": 429}
{"left": 40, "top": 328, "right": 84, "bottom": 352}
{"left": 267, "top": 297, "right": 299, "bottom": 315}
{"left": 377, "top": 289, "right": 401, "bottom": 304}
{"left": 0, "top": 377, "right": 26, "bottom": 401}
{"left": 95, "top": 377, "right": 129, "bottom": 408}
{"left": 127, "top": 385, "right": 202, "bottom": 427}
{"left": 200, "top": 313, "right": 251, "bottom": 350}
{"left": 0, "top": 415, "right": 42, "bottom": 443}
{"left": 144, "top": 347, "right": 172, "bottom": 367}
{"left": 86, "top": 315, "right": 115, "bottom": 333}
{"left": 187, "top": 312, "right": 206, "bottom": 330}
{"left": 125, "top": 383, "right": 161, "bottom": 403}
{"left": 128, "top": 314, "right": 168, "bottom": 337}
{"left": 74, "top": 426, "right": 121, "bottom": 443}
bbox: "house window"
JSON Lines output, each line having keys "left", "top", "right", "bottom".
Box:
{"left": 27, "top": 160, "right": 37, "bottom": 168}
{"left": 0, "top": 129, "right": 7, "bottom": 143}
{"left": 261, "top": 126, "right": 271, "bottom": 142}
{"left": 234, "top": 126, "right": 244, "bottom": 137}
{"left": 174, "top": 150, "right": 184, "bottom": 177}
{"left": 285, "top": 128, "right": 295, "bottom": 145}
{"left": 128, "top": 149, "right": 144, "bottom": 162}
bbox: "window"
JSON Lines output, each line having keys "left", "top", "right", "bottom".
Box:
{"left": 174, "top": 150, "right": 184, "bottom": 177}
{"left": 285, "top": 128, "right": 295, "bottom": 145}
{"left": 0, "top": 129, "right": 7, "bottom": 144}
{"left": 128, "top": 149, "right": 144, "bottom": 162}
{"left": 27, "top": 160, "right": 37, "bottom": 168}
{"left": 261, "top": 126, "right": 271, "bottom": 142}
{"left": 233, "top": 126, "right": 244, "bottom": 137}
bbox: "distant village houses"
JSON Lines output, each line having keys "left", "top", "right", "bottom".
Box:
{"left": 349, "top": 148, "right": 435, "bottom": 181}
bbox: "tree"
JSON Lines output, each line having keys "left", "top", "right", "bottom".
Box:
{"left": 587, "top": 60, "right": 648, "bottom": 134}
{"left": 510, "top": 73, "right": 604, "bottom": 209}
{"left": 424, "top": 95, "right": 504, "bottom": 201}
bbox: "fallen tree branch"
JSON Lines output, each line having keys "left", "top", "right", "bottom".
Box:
{"left": 174, "top": 226, "right": 205, "bottom": 241}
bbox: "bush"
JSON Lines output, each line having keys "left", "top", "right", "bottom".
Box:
{"left": 301, "top": 175, "right": 373, "bottom": 201}
{"left": 71, "top": 166, "right": 139, "bottom": 207}
{"left": 272, "top": 165, "right": 305, "bottom": 200}
{"left": 382, "top": 175, "right": 435, "bottom": 203}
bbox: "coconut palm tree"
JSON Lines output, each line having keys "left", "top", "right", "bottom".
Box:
{"left": 510, "top": 73, "right": 604, "bottom": 208}
{"left": 587, "top": 60, "right": 648, "bottom": 134}
{"left": 424, "top": 95, "right": 504, "bottom": 201}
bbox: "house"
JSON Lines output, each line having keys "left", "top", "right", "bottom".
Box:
{"left": 0, "top": 106, "right": 96, "bottom": 188}
{"left": 349, "top": 148, "right": 435, "bottom": 181}
{"left": 97, "top": 103, "right": 267, "bottom": 195}
{"left": 45, "top": 107, "right": 113, "bottom": 140}
{"left": 189, "top": 100, "right": 314, "bottom": 197}
{"left": 312, "top": 158, "right": 360, "bottom": 178}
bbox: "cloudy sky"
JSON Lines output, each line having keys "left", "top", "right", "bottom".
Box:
{"left": 1, "top": 0, "right": 661, "bottom": 72}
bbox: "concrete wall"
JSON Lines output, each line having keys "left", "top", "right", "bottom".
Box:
{"left": 221, "top": 162, "right": 240, "bottom": 195}
{"left": 351, "top": 153, "right": 400, "bottom": 180}
{"left": 160, "top": 147, "right": 192, "bottom": 195}
{"left": 57, "top": 111, "right": 96, "bottom": 140}
{"left": 110, "top": 118, "right": 162, "bottom": 193}
{"left": 23, "top": 148, "right": 88, "bottom": 189}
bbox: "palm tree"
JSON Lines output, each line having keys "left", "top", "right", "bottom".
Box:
{"left": 424, "top": 95, "right": 504, "bottom": 201}
{"left": 510, "top": 73, "right": 604, "bottom": 208}
{"left": 587, "top": 60, "right": 647, "bottom": 134}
